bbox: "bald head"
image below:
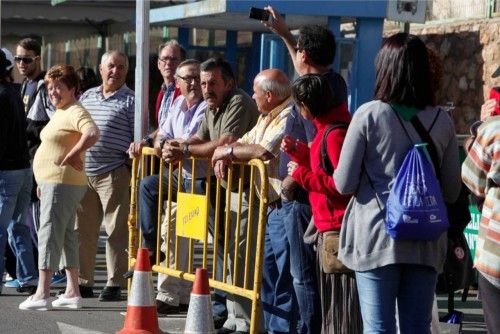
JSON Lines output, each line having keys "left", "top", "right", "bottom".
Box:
{"left": 252, "top": 69, "right": 290, "bottom": 113}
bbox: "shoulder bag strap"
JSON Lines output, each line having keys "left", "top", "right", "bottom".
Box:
{"left": 409, "top": 110, "right": 442, "bottom": 180}
{"left": 320, "top": 122, "right": 348, "bottom": 175}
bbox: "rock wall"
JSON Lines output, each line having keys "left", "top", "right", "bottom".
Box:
{"left": 386, "top": 18, "right": 500, "bottom": 133}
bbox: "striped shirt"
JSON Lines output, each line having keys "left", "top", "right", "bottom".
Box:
{"left": 462, "top": 115, "right": 500, "bottom": 289}
{"left": 80, "top": 85, "right": 135, "bottom": 176}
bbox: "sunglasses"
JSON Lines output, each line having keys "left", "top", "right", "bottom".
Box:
{"left": 14, "top": 56, "right": 38, "bottom": 64}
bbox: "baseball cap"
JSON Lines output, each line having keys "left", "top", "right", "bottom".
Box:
{"left": 0, "top": 48, "right": 14, "bottom": 71}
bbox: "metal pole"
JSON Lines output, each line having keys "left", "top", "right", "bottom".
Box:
{"left": 0, "top": 0, "right": 2, "bottom": 46}
{"left": 135, "top": 0, "right": 150, "bottom": 141}
{"left": 404, "top": 22, "right": 410, "bottom": 33}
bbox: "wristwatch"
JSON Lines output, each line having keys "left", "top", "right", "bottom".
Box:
{"left": 142, "top": 135, "right": 153, "bottom": 147}
{"left": 225, "top": 146, "right": 234, "bottom": 159}
{"left": 183, "top": 143, "right": 190, "bottom": 157}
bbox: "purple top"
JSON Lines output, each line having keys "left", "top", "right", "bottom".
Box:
{"left": 159, "top": 95, "right": 207, "bottom": 179}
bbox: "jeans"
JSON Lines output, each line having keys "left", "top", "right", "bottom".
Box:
{"left": 140, "top": 171, "right": 180, "bottom": 252}
{"left": 140, "top": 171, "right": 227, "bottom": 316}
{"left": 355, "top": 264, "right": 437, "bottom": 334}
{"left": 282, "top": 200, "right": 320, "bottom": 334}
{"left": 261, "top": 205, "right": 295, "bottom": 333}
{"left": 0, "top": 168, "right": 37, "bottom": 287}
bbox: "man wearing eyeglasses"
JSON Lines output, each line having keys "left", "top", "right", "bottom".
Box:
{"left": 128, "top": 40, "right": 185, "bottom": 158}
{"left": 138, "top": 59, "right": 207, "bottom": 314}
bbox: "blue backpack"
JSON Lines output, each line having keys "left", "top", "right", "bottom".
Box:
{"left": 385, "top": 143, "right": 449, "bottom": 240}
{"left": 384, "top": 108, "right": 449, "bottom": 240}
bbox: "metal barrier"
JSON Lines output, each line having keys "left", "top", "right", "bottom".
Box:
{"left": 127, "top": 147, "right": 269, "bottom": 333}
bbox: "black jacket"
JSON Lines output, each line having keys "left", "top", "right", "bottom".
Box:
{"left": 0, "top": 82, "right": 30, "bottom": 170}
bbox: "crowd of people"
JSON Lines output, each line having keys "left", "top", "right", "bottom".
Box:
{"left": 0, "top": 5, "right": 498, "bottom": 334}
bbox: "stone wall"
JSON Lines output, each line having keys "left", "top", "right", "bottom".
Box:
{"left": 386, "top": 18, "right": 500, "bottom": 134}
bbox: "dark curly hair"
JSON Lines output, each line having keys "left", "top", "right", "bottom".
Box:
{"left": 297, "top": 25, "right": 336, "bottom": 67}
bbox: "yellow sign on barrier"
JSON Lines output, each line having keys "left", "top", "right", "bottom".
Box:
{"left": 176, "top": 192, "right": 208, "bottom": 241}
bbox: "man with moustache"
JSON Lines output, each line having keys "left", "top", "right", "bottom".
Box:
{"left": 128, "top": 40, "right": 185, "bottom": 157}
{"left": 137, "top": 59, "right": 207, "bottom": 314}
{"left": 162, "top": 57, "right": 258, "bottom": 328}
{"left": 75, "top": 51, "right": 134, "bottom": 301}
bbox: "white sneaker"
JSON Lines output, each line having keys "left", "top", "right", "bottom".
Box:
{"left": 19, "top": 295, "right": 52, "bottom": 311}
{"left": 52, "top": 295, "right": 82, "bottom": 309}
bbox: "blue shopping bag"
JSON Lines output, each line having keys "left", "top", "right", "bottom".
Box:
{"left": 386, "top": 144, "right": 449, "bottom": 240}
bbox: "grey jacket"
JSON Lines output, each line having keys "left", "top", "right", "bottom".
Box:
{"left": 334, "top": 101, "right": 461, "bottom": 273}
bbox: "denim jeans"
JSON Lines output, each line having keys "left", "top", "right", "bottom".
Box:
{"left": 261, "top": 205, "right": 295, "bottom": 333}
{"left": 139, "top": 170, "right": 206, "bottom": 252}
{"left": 282, "top": 200, "right": 320, "bottom": 334}
{"left": 140, "top": 171, "right": 229, "bottom": 317}
{"left": 0, "top": 168, "right": 37, "bottom": 287}
{"left": 355, "top": 264, "right": 437, "bottom": 334}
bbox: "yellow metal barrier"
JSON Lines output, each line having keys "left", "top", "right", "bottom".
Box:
{"left": 126, "top": 147, "right": 269, "bottom": 333}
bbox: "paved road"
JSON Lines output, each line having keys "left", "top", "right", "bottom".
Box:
{"left": 1, "top": 234, "right": 488, "bottom": 334}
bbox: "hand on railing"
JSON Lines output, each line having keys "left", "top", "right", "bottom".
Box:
{"left": 162, "top": 140, "right": 184, "bottom": 164}
{"left": 128, "top": 141, "right": 146, "bottom": 159}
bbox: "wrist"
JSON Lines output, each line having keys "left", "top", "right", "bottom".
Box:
{"left": 225, "top": 146, "right": 234, "bottom": 160}
{"left": 142, "top": 135, "right": 153, "bottom": 147}
{"left": 183, "top": 143, "right": 190, "bottom": 157}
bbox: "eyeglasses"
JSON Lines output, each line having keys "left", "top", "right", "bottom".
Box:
{"left": 14, "top": 56, "right": 39, "bottom": 64}
{"left": 159, "top": 56, "right": 179, "bottom": 63}
{"left": 177, "top": 75, "right": 200, "bottom": 84}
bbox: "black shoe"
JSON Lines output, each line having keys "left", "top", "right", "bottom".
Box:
{"left": 123, "top": 269, "right": 134, "bottom": 279}
{"left": 16, "top": 285, "right": 37, "bottom": 295}
{"left": 156, "top": 300, "right": 180, "bottom": 315}
{"left": 213, "top": 314, "right": 228, "bottom": 329}
{"left": 99, "top": 286, "right": 122, "bottom": 301}
{"left": 58, "top": 285, "right": 94, "bottom": 298}
{"left": 179, "top": 303, "right": 189, "bottom": 312}
{"left": 123, "top": 252, "right": 166, "bottom": 280}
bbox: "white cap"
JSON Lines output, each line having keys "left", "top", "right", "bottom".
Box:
{"left": 1, "top": 48, "right": 15, "bottom": 71}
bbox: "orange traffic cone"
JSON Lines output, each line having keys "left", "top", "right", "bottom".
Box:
{"left": 184, "top": 268, "right": 215, "bottom": 334}
{"left": 117, "top": 248, "right": 163, "bottom": 334}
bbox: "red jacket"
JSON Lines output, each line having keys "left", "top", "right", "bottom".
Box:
{"left": 289, "top": 103, "right": 352, "bottom": 232}
{"left": 154, "top": 84, "right": 181, "bottom": 127}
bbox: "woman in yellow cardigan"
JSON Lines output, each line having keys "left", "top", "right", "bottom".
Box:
{"left": 20, "top": 64, "right": 99, "bottom": 310}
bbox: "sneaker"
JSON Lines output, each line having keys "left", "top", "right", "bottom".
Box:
{"left": 51, "top": 272, "right": 67, "bottom": 285}
{"left": 16, "top": 285, "right": 37, "bottom": 295}
{"left": 98, "top": 286, "right": 122, "bottom": 301}
{"left": 19, "top": 295, "right": 52, "bottom": 311}
{"left": 5, "top": 279, "right": 20, "bottom": 288}
{"left": 52, "top": 295, "right": 82, "bottom": 309}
